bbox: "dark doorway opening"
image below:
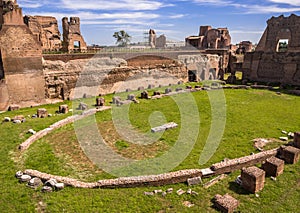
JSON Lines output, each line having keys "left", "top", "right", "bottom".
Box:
{"left": 188, "top": 70, "right": 197, "bottom": 82}
{"left": 60, "top": 88, "right": 65, "bottom": 100}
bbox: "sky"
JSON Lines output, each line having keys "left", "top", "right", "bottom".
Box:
{"left": 19, "top": 0, "right": 300, "bottom": 46}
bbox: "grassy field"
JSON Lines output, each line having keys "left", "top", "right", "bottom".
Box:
{"left": 0, "top": 88, "right": 299, "bottom": 212}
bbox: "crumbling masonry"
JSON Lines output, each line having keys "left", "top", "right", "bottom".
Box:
{"left": 0, "top": 0, "right": 45, "bottom": 109}
{"left": 243, "top": 14, "right": 300, "bottom": 86}
{"left": 24, "top": 15, "right": 61, "bottom": 52}
{"left": 62, "top": 17, "right": 87, "bottom": 53}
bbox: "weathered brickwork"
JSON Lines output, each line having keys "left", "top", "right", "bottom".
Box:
{"left": 243, "top": 14, "right": 300, "bottom": 86}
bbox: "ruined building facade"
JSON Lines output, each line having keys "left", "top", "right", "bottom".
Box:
{"left": 62, "top": 17, "right": 87, "bottom": 53}
{"left": 243, "top": 14, "right": 300, "bottom": 86}
{"left": 149, "top": 29, "right": 167, "bottom": 48}
{"left": 186, "top": 26, "right": 231, "bottom": 50}
{"left": 24, "top": 15, "right": 61, "bottom": 52}
{"left": 0, "top": 0, "right": 45, "bottom": 109}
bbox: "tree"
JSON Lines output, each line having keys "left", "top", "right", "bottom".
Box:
{"left": 113, "top": 30, "right": 131, "bottom": 47}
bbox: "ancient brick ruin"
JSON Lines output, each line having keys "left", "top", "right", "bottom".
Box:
{"left": 186, "top": 26, "right": 231, "bottom": 50}
{"left": 62, "top": 17, "right": 87, "bottom": 53}
{"left": 149, "top": 29, "right": 167, "bottom": 48}
{"left": 0, "top": 0, "right": 45, "bottom": 108}
{"left": 243, "top": 14, "right": 300, "bottom": 86}
{"left": 24, "top": 15, "right": 61, "bottom": 52}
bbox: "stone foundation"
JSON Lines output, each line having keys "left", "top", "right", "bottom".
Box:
{"left": 294, "top": 132, "right": 300, "bottom": 149}
{"left": 213, "top": 194, "right": 239, "bottom": 213}
{"left": 279, "top": 146, "right": 300, "bottom": 164}
{"left": 261, "top": 156, "right": 284, "bottom": 177}
{"left": 241, "top": 166, "right": 265, "bottom": 193}
{"left": 211, "top": 149, "right": 278, "bottom": 174}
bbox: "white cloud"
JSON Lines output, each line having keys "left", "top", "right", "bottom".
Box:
{"left": 231, "top": 30, "right": 263, "bottom": 34}
{"left": 268, "top": 0, "right": 300, "bottom": 6}
{"left": 169, "top": 14, "right": 186, "bottom": 19}
{"left": 191, "top": 0, "right": 232, "bottom": 5}
{"left": 61, "top": 0, "right": 173, "bottom": 11}
{"left": 31, "top": 11, "right": 159, "bottom": 21}
{"left": 232, "top": 3, "right": 300, "bottom": 14}
{"left": 18, "top": 0, "right": 43, "bottom": 8}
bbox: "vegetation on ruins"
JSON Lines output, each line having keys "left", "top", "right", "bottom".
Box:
{"left": 113, "top": 30, "right": 131, "bottom": 47}
{"left": 0, "top": 87, "right": 299, "bottom": 212}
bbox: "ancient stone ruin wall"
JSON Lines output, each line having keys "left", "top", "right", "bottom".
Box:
{"left": 62, "top": 17, "right": 87, "bottom": 53}
{"left": 43, "top": 55, "right": 188, "bottom": 99}
{"left": 24, "top": 15, "right": 61, "bottom": 52}
{"left": 156, "top": 35, "right": 167, "bottom": 48}
{"left": 43, "top": 53, "right": 221, "bottom": 99}
{"left": 0, "top": 0, "right": 24, "bottom": 25}
{"left": 186, "top": 25, "right": 231, "bottom": 50}
{"left": 243, "top": 14, "right": 300, "bottom": 86}
{"left": 0, "top": 0, "right": 45, "bottom": 110}
{"left": 0, "top": 80, "right": 9, "bottom": 110}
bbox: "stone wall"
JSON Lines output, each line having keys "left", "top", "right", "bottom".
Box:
{"left": 43, "top": 56, "right": 188, "bottom": 99}
{"left": 243, "top": 14, "right": 300, "bottom": 86}
{"left": 186, "top": 25, "right": 231, "bottom": 50}
{"left": 0, "top": 80, "right": 9, "bottom": 110}
{"left": 24, "top": 15, "right": 61, "bottom": 51}
{"left": 211, "top": 149, "right": 278, "bottom": 175}
{"left": 62, "top": 17, "right": 87, "bottom": 53}
{"left": 0, "top": 0, "right": 45, "bottom": 110}
{"left": 43, "top": 53, "right": 221, "bottom": 99}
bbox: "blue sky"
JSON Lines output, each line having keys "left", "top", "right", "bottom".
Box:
{"left": 19, "top": 0, "right": 300, "bottom": 45}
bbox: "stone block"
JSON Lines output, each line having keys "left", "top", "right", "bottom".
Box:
{"left": 213, "top": 194, "right": 239, "bottom": 213}
{"left": 96, "top": 98, "right": 105, "bottom": 107}
{"left": 59, "top": 105, "right": 69, "bottom": 114}
{"left": 112, "top": 97, "right": 121, "bottom": 104}
{"left": 148, "top": 84, "right": 155, "bottom": 89}
{"left": 165, "top": 88, "right": 172, "bottom": 94}
{"left": 8, "top": 105, "right": 20, "bottom": 111}
{"left": 37, "top": 108, "right": 48, "bottom": 118}
{"left": 153, "top": 91, "right": 161, "bottom": 96}
{"left": 280, "top": 146, "right": 300, "bottom": 164}
{"left": 140, "top": 91, "right": 149, "bottom": 99}
{"left": 187, "top": 176, "right": 202, "bottom": 186}
{"left": 241, "top": 166, "right": 265, "bottom": 193}
{"left": 78, "top": 102, "right": 88, "bottom": 110}
{"left": 262, "top": 156, "right": 284, "bottom": 177}
{"left": 294, "top": 132, "right": 300, "bottom": 149}
{"left": 127, "top": 94, "right": 135, "bottom": 101}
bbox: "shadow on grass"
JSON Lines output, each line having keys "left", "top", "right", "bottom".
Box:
{"left": 228, "top": 181, "right": 251, "bottom": 195}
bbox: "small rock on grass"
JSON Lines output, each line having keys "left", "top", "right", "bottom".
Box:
{"left": 144, "top": 192, "right": 154, "bottom": 196}
{"left": 42, "top": 186, "right": 53, "bottom": 193}
{"left": 177, "top": 189, "right": 185, "bottom": 195}
{"left": 20, "top": 175, "right": 31, "bottom": 182}
{"left": 15, "top": 171, "right": 23, "bottom": 179}
{"left": 28, "top": 177, "right": 43, "bottom": 188}
{"left": 45, "top": 179, "right": 58, "bottom": 188}
{"left": 166, "top": 188, "right": 173, "bottom": 193}
{"left": 182, "top": 201, "right": 194, "bottom": 208}
{"left": 55, "top": 183, "right": 65, "bottom": 190}
{"left": 279, "top": 137, "right": 288, "bottom": 141}
{"left": 154, "top": 189, "right": 163, "bottom": 194}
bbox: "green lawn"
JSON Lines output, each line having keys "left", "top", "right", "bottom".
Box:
{"left": 0, "top": 89, "right": 299, "bottom": 212}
